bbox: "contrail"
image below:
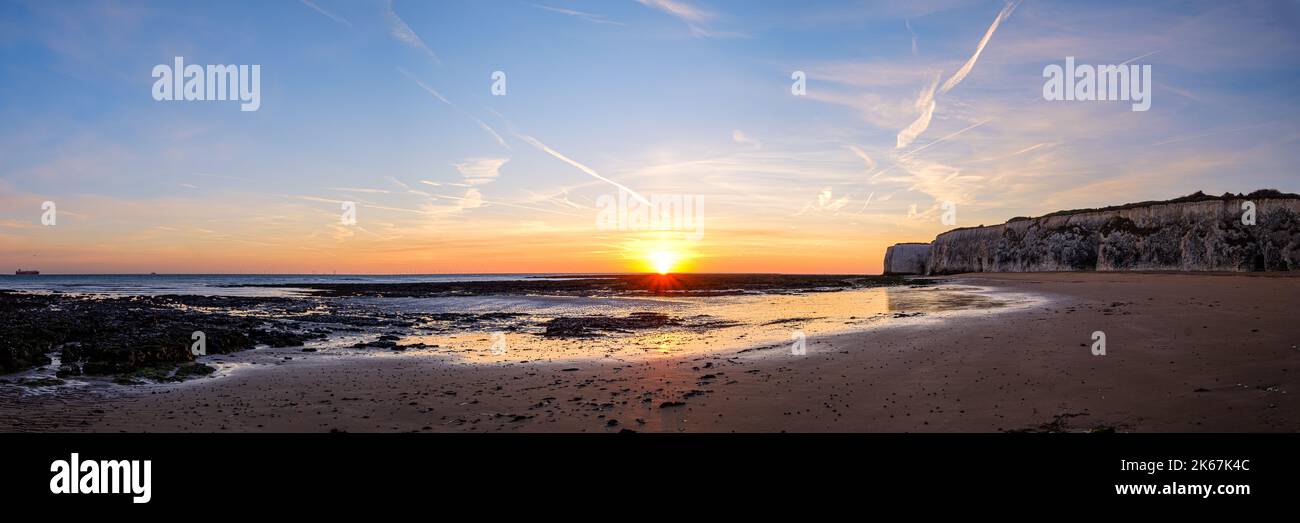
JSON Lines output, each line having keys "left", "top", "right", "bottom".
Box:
{"left": 517, "top": 134, "right": 650, "bottom": 205}
{"left": 900, "top": 119, "right": 991, "bottom": 159}
{"left": 399, "top": 68, "right": 509, "bottom": 149}
{"left": 1120, "top": 50, "right": 1160, "bottom": 66}
{"left": 939, "top": 0, "right": 1019, "bottom": 94}
{"left": 428, "top": 191, "right": 584, "bottom": 217}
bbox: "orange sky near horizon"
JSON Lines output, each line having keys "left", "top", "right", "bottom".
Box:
{"left": 1, "top": 199, "right": 902, "bottom": 275}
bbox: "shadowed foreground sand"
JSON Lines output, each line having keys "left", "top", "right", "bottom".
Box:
{"left": 4, "top": 272, "right": 1298, "bottom": 432}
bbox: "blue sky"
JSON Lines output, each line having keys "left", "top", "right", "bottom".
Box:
{"left": 1, "top": 0, "right": 1298, "bottom": 273}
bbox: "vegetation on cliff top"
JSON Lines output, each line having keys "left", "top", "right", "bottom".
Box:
{"left": 1003, "top": 188, "right": 1300, "bottom": 223}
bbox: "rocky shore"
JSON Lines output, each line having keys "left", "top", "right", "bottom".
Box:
{"left": 0, "top": 274, "right": 924, "bottom": 382}
{"left": 0, "top": 292, "right": 326, "bottom": 380}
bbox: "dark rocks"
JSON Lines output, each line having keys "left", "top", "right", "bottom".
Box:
{"left": 172, "top": 363, "right": 216, "bottom": 379}
{"left": 0, "top": 340, "right": 51, "bottom": 374}
{"left": 352, "top": 339, "right": 398, "bottom": 349}
{"left": 542, "top": 312, "right": 679, "bottom": 338}
{"left": 251, "top": 329, "right": 315, "bottom": 348}
{"left": 110, "top": 362, "right": 215, "bottom": 384}
{"left": 15, "top": 377, "right": 65, "bottom": 387}
{"left": 0, "top": 291, "right": 324, "bottom": 376}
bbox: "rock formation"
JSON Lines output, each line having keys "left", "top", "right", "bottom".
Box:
{"left": 883, "top": 243, "right": 931, "bottom": 275}
{"left": 884, "top": 190, "right": 1300, "bottom": 275}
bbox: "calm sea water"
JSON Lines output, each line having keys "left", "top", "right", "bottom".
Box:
{"left": 0, "top": 274, "right": 582, "bottom": 297}
{"left": 0, "top": 273, "right": 1044, "bottom": 368}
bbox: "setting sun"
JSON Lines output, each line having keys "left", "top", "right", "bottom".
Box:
{"left": 647, "top": 250, "right": 680, "bottom": 274}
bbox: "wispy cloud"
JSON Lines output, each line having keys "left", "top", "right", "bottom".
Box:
{"left": 896, "top": 156, "right": 984, "bottom": 208}
{"left": 471, "top": 119, "right": 509, "bottom": 149}
{"left": 423, "top": 188, "right": 583, "bottom": 217}
{"left": 532, "top": 4, "right": 624, "bottom": 25}
{"left": 905, "top": 18, "right": 918, "bottom": 56}
{"left": 896, "top": 1, "right": 1016, "bottom": 148}
{"left": 795, "top": 187, "right": 851, "bottom": 215}
{"left": 939, "top": 0, "right": 1018, "bottom": 94}
{"left": 731, "top": 129, "right": 761, "bottom": 149}
{"left": 383, "top": 0, "right": 438, "bottom": 62}
{"left": 455, "top": 158, "right": 509, "bottom": 185}
{"left": 419, "top": 180, "right": 471, "bottom": 189}
{"left": 524, "top": 187, "right": 588, "bottom": 210}
{"left": 399, "top": 68, "right": 509, "bottom": 149}
{"left": 516, "top": 133, "right": 649, "bottom": 204}
{"left": 325, "top": 187, "right": 392, "bottom": 194}
{"left": 896, "top": 72, "right": 940, "bottom": 148}
{"left": 846, "top": 145, "right": 876, "bottom": 171}
{"left": 636, "top": 0, "right": 731, "bottom": 38}
{"left": 399, "top": 67, "right": 450, "bottom": 103}
{"left": 1150, "top": 121, "right": 1276, "bottom": 147}
{"left": 193, "top": 172, "right": 250, "bottom": 182}
{"left": 299, "top": 0, "right": 352, "bottom": 28}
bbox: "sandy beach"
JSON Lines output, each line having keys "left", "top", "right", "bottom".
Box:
{"left": 3, "top": 272, "right": 1298, "bottom": 433}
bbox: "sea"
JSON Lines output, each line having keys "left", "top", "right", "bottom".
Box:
{"left": 0, "top": 273, "right": 570, "bottom": 297}
{"left": 1, "top": 273, "right": 1046, "bottom": 368}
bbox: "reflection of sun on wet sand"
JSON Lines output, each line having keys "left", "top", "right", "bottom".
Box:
{"left": 398, "top": 283, "right": 1025, "bottom": 364}
{"left": 3, "top": 272, "right": 1297, "bottom": 432}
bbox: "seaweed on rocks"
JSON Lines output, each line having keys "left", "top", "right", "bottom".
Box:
{"left": 0, "top": 291, "right": 325, "bottom": 375}
{"left": 541, "top": 312, "right": 679, "bottom": 337}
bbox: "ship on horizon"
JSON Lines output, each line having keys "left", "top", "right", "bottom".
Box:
{"left": 14, "top": 269, "right": 39, "bottom": 275}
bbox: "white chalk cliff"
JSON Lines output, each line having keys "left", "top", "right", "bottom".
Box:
{"left": 883, "top": 243, "right": 931, "bottom": 275}
{"left": 884, "top": 191, "right": 1300, "bottom": 275}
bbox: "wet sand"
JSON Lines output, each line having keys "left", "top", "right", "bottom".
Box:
{"left": 3, "top": 272, "right": 1298, "bottom": 432}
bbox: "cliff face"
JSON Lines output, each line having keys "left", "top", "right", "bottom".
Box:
{"left": 883, "top": 243, "right": 931, "bottom": 275}
{"left": 926, "top": 196, "right": 1300, "bottom": 274}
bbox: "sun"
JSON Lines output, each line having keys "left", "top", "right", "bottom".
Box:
{"left": 647, "top": 250, "right": 680, "bottom": 275}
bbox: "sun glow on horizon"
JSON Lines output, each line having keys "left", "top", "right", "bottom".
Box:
{"left": 647, "top": 250, "right": 681, "bottom": 274}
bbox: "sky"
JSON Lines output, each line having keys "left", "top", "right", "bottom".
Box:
{"left": 1, "top": 0, "right": 1298, "bottom": 274}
